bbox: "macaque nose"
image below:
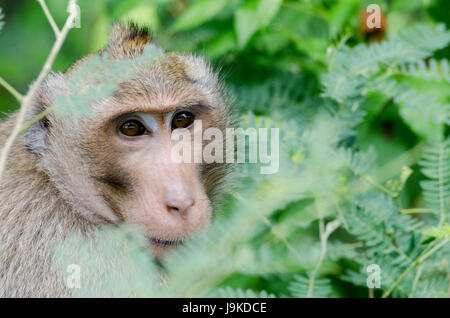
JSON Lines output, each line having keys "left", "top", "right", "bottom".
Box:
{"left": 166, "top": 198, "right": 194, "bottom": 214}
{"left": 165, "top": 188, "right": 195, "bottom": 215}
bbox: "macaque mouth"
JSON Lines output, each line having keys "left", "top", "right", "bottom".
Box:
{"left": 148, "top": 236, "right": 183, "bottom": 247}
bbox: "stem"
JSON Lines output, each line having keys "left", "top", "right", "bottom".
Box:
{"left": 307, "top": 203, "right": 341, "bottom": 298}
{"left": 335, "top": 201, "right": 349, "bottom": 231}
{"left": 307, "top": 218, "right": 326, "bottom": 298}
{"left": 20, "top": 105, "right": 55, "bottom": 133}
{"left": 409, "top": 265, "right": 422, "bottom": 297}
{"left": 382, "top": 238, "right": 450, "bottom": 298}
{"left": 261, "top": 217, "right": 304, "bottom": 263}
{"left": 37, "top": 0, "right": 60, "bottom": 37}
{"left": 362, "top": 174, "right": 396, "bottom": 197}
{"left": 400, "top": 208, "right": 437, "bottom": 214}
{"left": 0, "top": 0, "right": 78, "bottom": 182}
{"left": 437, "top": 142, "right": 446, "bottom": 227}
{"left": 0, "top": 76, "right": 23, "bottom": 102}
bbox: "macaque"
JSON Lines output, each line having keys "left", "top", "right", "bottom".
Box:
{"left": 0, "top": 23, "right": 232, "bottom": 297}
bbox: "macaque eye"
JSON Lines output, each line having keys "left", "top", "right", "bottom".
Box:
{"left": 172, "top": 111, "right": 195, "bottom": 129}
{"left": 119, "top": 120, "right": 147, "bottom": 136}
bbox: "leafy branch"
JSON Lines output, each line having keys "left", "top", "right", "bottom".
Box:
{"left": 382, "top": 237, "right": 450, "bottom": 297}
{"left": 0, "top": 0, "right": 79, "bottom": 181}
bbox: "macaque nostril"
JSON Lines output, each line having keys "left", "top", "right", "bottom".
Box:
{"left": 166, "top": 199, "right": 194, "bottom": 214}
{"left": 167, "top": 205, "right": 179, "bottom": 212}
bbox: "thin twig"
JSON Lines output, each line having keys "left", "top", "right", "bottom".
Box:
{"left": 36, "top": 0, "right": 60, "bottom": 37}
{"left": 307, "top": 218, "right": 326, "bottom": 298}
{"left": 0, "top": 0, "right": 78, "bottom": 182}
{"left": 261, "top": 217, "right": 304, "bottom": 263}
{"left": 0, "top": 76, "right": 23, "bottom": 102}
{"left": 307, "top": 204, "right": 341, "bottom": 298}
{"left": 382, "top": 238, "right": 450, "bottom": 298}
{"left": 20, "top": 105, "right": 55, "bottom": 133}
{"left": 400, "top": 208, "right": 437, "bottom": 215}
{"left": 437, "top": 142, "right": 446, "bottom": 227}
{"left": 409, "top": 265, "right": 422, "bottom": 297}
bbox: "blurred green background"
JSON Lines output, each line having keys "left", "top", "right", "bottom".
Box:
{"left": 1, "top": 0, "right": 448, "bottom": 112}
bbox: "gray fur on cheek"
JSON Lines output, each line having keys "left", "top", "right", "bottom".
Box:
{"left": 25, "top": 121, "right": 47, "bottom": 154}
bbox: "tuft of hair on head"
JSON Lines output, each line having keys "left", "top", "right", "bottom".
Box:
{"left": 106, "top": 22, "right": 152, "bottom": 58}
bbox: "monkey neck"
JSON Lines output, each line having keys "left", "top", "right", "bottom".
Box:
{"left": 0, "top": 115, "right": 96, "bottom": 296}
{"left": 1, "top": 114, "right": 91, "bottom": 221}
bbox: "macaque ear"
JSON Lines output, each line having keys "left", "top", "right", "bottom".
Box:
{"left": 24, "top": 76, "right": 56, "bottom": 154}
{"left": 25, "top": 120, "right": 48, "bottom": 154}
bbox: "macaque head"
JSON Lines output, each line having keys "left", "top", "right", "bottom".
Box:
{"left": 25, "top": 23, "right": 232, "bottom": 258}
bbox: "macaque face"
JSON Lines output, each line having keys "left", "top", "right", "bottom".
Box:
{"left": 24, "top": 25, "right": 230, "bottom": 260}
{"left": 83, "top": 93, "right": 218, "bottom": 258}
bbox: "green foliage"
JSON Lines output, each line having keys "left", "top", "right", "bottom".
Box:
{"left": 399, "top": 59, "right": 450, "bottom": 83}
{"left": 288, "top": 274, "right": 333, "bottom": 298}
{"left": 321, "top": 24, "right": 450, "bottom": 139}
{"left": 52, "top": 224, "right": 158, "bottom": 297}
{"left": 169, "top": 0, "right": 228, "bottom": 33}
{"left": 215, "top": 287, "right": 276, "bottom": 298}
{"left": 322, "top": 24, "right": 450, "bottom": 101}
{"left": 419, "top": 138, "right": 450, "bottom": 224}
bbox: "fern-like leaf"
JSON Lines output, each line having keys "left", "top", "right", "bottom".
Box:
{"left": 372, "top": 76, "right": 450, "bottom": 133}
{"left": 288, "top": 274, "right": 333, "bottom": 298}
{"left": 419, "top": 138, "right": 450, "bottom": 225}
{"left": 399, "top": 59, "right": 450, "bottom": 83}
{"left": 343, "top": 194, "right": 423, "bottom": 267}
{"left": 411, "top": 276, "right": 449, "bottom": 298}
{"left": 337, "top": 147, "right": 377, "bottom": 176}
{"left": 323, "top": 24, "right": 450, "bottom": 103}
{"left": 215, "top": 287, "right": 276, "bottom": 298}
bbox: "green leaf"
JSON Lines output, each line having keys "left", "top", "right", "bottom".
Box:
{"left": 423, "top": 224, "right": 450, "bottom": 239}
{"left": 204, "top": 31, "right": 236, "bottom": 59}
{"left": 399, "top": 59, "right": 450, "bottom": 83}
{"left": 288, "top": 274, "right": 333, "bottom": 298}
{"left": 257, "top": 0, "right": 282, "bottom": 28}
{"left": 254, "top": 29, "right": 289, "bottom": 54}
{"left": 271, "top": 4, "right": 329, "bottom": 62}
{"left": 328, "top": 0, "right": 360, "bottom": 38}
{"left": 119, "top": 4, "right": 160, "bottom": 31}
{"left": 169, "top": 0, "right": 228, "bottom": 33}
{"left": 234, "top": 4, "right": 260, "bottom": 49}
{"left": 215, "top": 287, "right": 276, "bottom": 298}
{"left": 419, "top": 138, "right": 450, "bottom": 221}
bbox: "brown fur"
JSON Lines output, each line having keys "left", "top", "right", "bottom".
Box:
{"left": 0, "top": 22, "right": 232, "bottom": 297}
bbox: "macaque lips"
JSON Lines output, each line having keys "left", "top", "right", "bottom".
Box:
{"left": 148, "top": 236, "right": 183, "bottom": 247}
{"left": 147, "top": 236, "right": 184, "bottom": 259}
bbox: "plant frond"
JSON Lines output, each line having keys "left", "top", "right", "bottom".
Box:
{"left": 399, "top": 59, "right": 450, "bottom": 83}
{"left": 288, "top": 274, "right": 333, "bottom": 298}
{"left": 419, "top": 138, "right": 450, "bottom": 224}
{"left": 215, "top": 287, "right": 276, "bottom": 298}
